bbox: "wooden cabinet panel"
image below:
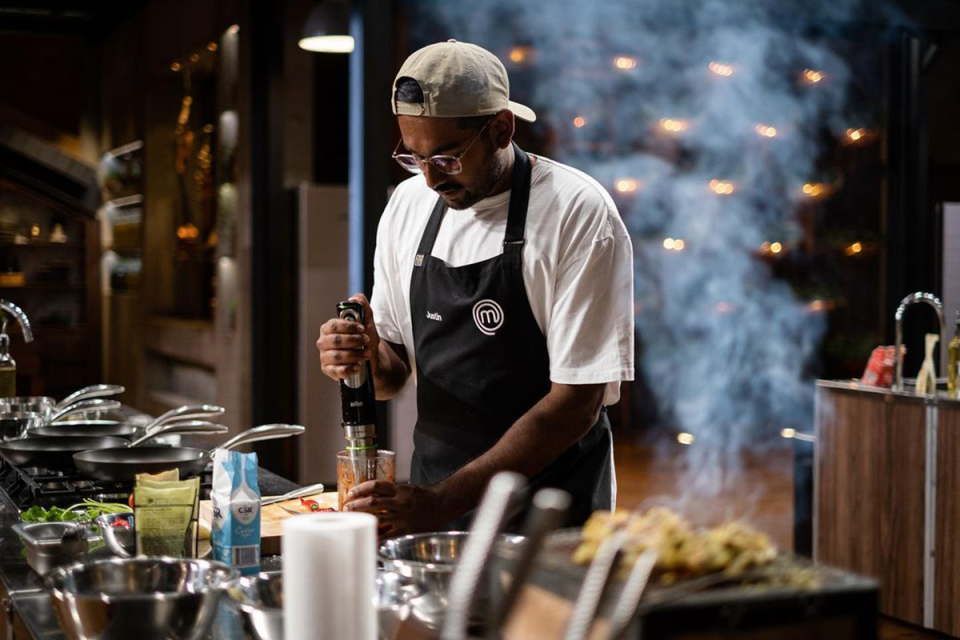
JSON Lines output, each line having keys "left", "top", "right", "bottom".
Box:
{"left": 935, "top": 404, "right": 960, "bottom": 634}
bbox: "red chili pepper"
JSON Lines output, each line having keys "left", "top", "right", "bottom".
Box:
{"left": 318, "top": 507, "right": 334, "bottom": 512}
{"left": 111, "top": 520, "right": 130, "bottom": 528}
{"left": 300, "top": 497, "right": 320, "bottom": 512}
{"left": 128, "top": 493, "right": 135, "bottom": 509}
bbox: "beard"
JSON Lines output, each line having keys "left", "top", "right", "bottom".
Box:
{"left": 439, "top": 143, "right": 507, "bottom": 211}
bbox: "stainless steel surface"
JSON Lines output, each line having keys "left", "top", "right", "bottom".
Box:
{"left": 56, "top": 385, "right": 126, "bottom": 411}
{"left": 260, "top": 482, "right": 326, "bottom": 506}
{"left": 94, "top": 513, "right": 134, "bottom": 558}
{"left": 0, "top": 299, "right": 33, "bottom": 343}
{"left": 563, "top": 531, "right": 626, "bottom": 640}
{"left": 377, "top": 569, "right": 428, "bottom": 640}
{"left": 442, "top": 471, "right": 527, "bottom": 640}
{"left": 46, "top": 557, "right": 236, "bottom": 640}
{"left": 0, "top": 412, "right": 43, "bottom": 440}
{"left": 143, "top": 404, "right": 227, "bottom": 434}
{"left": 214, "top": 424, "right": 306, "bottom": 451}
{"left": 380, "top": 531, "right": 525, "bottom": 633}
{"left": 126, "top": 421, "right": 231, "bottom": 447}
{"left": 227, "top": 571, "right": 284, "bottom": 640}
{"left": 12, "top": 522, "right": 90, "bottom": 575}
{"left": 46, "top": 399, "right": 122, "bottom": 423}
{"left": 604, "top": 548, "right": 657, "bottom": 640}
{"left": 490, "top": 488, "right": 571, "bottom": 635}
{"left": 895, "top": 292, "right": 945, "bottom": 392}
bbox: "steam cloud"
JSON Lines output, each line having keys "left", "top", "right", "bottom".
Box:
{"left": 402, "top": 0, "right": 873, "bottom": 504}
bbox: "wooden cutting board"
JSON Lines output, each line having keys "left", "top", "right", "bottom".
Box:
{"left": 199, "top": 491, "right": 338, "bottom": 556}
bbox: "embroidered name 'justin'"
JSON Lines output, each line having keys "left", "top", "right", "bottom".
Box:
{"left": 426, "top": 311, "right": 443, "bottom": 322}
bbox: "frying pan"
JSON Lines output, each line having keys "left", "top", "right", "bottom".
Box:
{"left": 74, "top": 424, "right": 306, "bottom": 481}
{"left": 0, "top": 422, "right": 230, "bottom": 472}
{"left": 0, "top": 399, "right": 122, "bottom": 442}
{"left": 0, "top": 384, "right": 125, "bottom": 420}
{"left": 38, "top": 404, "right": 226, "bottom": 440}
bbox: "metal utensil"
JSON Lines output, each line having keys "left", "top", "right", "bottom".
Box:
{"left": 603, "top": 548, "right": 658, "bottom": 640}
{"left": 31, "top": 420, "right": 140, "bottom": 439}
{"left": 563, "top": 530, "right": 627, "bottom": 640}
{"left": 95, "top": 512, "right": 135, "bottom": 558}
{"left": 489, "top": 488, "right": 571, "bottom": 636}
{"left": 12, "top": 521, "right": 93, "bottom": 575}
{"left": 0, "top": 384, "right": 125, "bottom": 419}
{"left": 74, "top": 423, "right": 306, "bottom": 481}
{"left": 143, "top": 404, "right": 227, "bottom": 434}
{"left": 441, "top": 472, "right": 527, "bottom": 640}
{"left": 46, "top": 557, "right": 237, "bottom": 640}
{"left": 261, "top": 482, "right": 326, "bottom": 506}
{"left": 228, "top": 571, "right": 284, "bottom": 640}
{"left": 0, "top": 398, "right": 122, "bottom": 442}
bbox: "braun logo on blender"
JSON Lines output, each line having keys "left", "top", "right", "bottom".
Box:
{"left": 473, "top": 299, "right": 504, "bottom": 336}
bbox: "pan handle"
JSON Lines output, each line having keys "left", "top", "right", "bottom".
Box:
{"left": 128, "top": 421, "right": 231, "bottom": 448}
{"left": 48, "top": 399, "right": 122, "bottom": 424}
{"left": 144, "top": 405, "right": 227, "bottom": 433}
{"left": 55, "top": 385, "right": 125, "bottom": 411}
{"left": 211, "top": 424, "right": 306, "bottom": 453}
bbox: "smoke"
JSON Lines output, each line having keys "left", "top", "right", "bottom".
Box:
{"left": 401, "top": 1, "right": 880, "bottom": 504}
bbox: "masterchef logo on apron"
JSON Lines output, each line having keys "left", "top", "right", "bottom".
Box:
{"left": 472, "top": 299, "right": 504, "bottom": 336}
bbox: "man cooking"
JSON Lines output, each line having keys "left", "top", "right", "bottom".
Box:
{"left": 317, "top": 40, "right": 634, "bottom": 535}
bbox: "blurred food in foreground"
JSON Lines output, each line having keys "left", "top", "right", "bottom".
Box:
{"left": 573, "top": 507, "right": 777, "bottom": 583}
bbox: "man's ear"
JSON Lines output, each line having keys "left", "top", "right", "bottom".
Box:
{"left": 490, "top": 110, "right": 515, "bottom": 150}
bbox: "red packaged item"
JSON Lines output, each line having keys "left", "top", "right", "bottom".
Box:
{"left": 861, "top": 346, "right": 902, "bottom": 388}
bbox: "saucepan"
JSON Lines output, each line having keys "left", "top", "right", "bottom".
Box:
{"left": 31, "top": 404, "right": 226, "bottom": 440}
{"left": 74, "top": 423, "right": 307, "bottom": 481}
{"left": 0, "top": 421, "right": 229, "bottom": 471}
{"left": 0, "top": 398, "right": 122, "bottom": 442}
{"left": 0, "top": 384, "right": 125, "bottom": 420}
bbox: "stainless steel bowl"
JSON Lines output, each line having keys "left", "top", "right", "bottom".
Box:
{"left": 12, "top": 522, "right": 91, "bottom": 575}
{"left": 0, "top": 396, "right": 56, "bottom": 418}
{"left": 94, "top": 513, "right": 135, "bottom": 558}
{"left": 227, "top": 569, "right": 426, "bottom": 640}
{"left": 46, "top": 557, "right": 237, "bottom": 640}
{"left": 0, "top": 411, "right": 44, "bottom": 440}
{"left": 379, "top": 531, "right": 524, "bottom": 631}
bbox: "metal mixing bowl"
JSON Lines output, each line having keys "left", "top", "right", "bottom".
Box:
{"left": 0, "top": 411, "right": 44, "bottom": 440}
{"left": 46, "top": 557, "right": 237, "bottom": 640}
{"left": 379, "top": 531, "right": 525, "bottom": 631}
{"left": 227, "top": 569, "right": 427, "bottom": 640}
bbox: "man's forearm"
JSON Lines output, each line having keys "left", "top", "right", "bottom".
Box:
{"left": 434, "top": 383, "right": 605, "bottom": 520}
{"left": 372, "top": 340, "right": 410, "bottom": 400}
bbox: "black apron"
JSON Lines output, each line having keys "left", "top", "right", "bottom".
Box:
{"left": 408, "top": 142, "right": 614, "bottom": 530}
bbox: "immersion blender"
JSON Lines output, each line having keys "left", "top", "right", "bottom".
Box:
{"left": 337, "top": 301, "right": 378, "bottom": 484}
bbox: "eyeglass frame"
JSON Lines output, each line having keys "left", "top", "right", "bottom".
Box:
{"left": 391, "top": 114, "right": 497, "bottom": 176}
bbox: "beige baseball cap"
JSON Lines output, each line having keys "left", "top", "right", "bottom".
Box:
{"left": 391, "top": 39, "right": 536, "bottom": 123}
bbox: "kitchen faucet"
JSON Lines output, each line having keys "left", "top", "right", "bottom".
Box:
{"left": 894, "top": 292, "right": 944, "bottom": 392}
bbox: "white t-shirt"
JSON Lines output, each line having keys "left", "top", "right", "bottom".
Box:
{"left": 371, "top": 154, "right": 635, "bottom": 405}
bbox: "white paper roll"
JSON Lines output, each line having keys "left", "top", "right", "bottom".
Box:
{"left": 283, "top": 512, "right": 378, "bottom": 640}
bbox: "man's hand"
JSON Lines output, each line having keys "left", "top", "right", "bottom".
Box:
{"left": 317, "top": 294, "right": 379, "bottom": 381}
{"left": 342, "top": 480, "right": 449, "bottom": 537}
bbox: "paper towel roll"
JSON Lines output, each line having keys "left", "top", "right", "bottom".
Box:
{"left": 283, "top": 512, "right": 378, "bottom": 640}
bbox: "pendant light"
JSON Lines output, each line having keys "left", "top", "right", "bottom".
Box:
{"left": 299, "top": 0, "right": 354, "bottom": 53}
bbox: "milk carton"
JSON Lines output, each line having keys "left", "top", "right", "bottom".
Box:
{"left": 211, "top": 450, "right": 261, "bottom": 575}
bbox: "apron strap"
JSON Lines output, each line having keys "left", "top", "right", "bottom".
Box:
{"left": 414, "top": 142, "right": 533, "bottom": 263}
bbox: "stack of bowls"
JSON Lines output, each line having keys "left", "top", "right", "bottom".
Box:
{"left": 46, "top": 557, "right": 236, "bottom": 640}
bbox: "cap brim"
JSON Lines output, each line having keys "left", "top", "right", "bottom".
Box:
{"left": 509, "top": 101, "right": 537, "bottom": 123}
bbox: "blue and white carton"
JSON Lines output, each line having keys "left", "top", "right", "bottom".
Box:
{"left": 211, "top": 450, "right": 261, "bottom": 575}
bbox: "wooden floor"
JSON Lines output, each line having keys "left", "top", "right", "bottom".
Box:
{"left": 611, "top": 437, "right": 946, "bottom": 640}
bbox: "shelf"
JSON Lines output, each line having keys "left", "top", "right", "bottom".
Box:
{"left": 0, "top": 242, "right": 83, "bottom": 249}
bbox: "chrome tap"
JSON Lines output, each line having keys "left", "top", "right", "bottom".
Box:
{"left": 894, "top": 292, "right": 944, "bottom": 392}
{"left": 0, "top": 300, "right": 32, "bottom": 343}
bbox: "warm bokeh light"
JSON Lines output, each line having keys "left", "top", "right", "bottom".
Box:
{"left": 663, "top": 238, "right": 676, "bottom": 250}
{"left": 207, "top": 42, "right": 218, "bottom": 52}
{"left": 171, "top": 62, "right": 181, "bottom": 72}
{"left": 844, "top": 241, "right": 863, "bottom": 256}
{"left": 781, "top": 428, "right": 797, "bottom": 439}
{"left": 189, "top": 53, "right": 200, "bottom": 63}
{"left": 509, "top": 46, "right": 533, "bottom": 64}
{"left": 708, "top": 61, "right": 734, "bottom": 77}
{"left": 614, "top": 56, "right": 638, "bottom": 70}
{"left": 802, "top": 69, "right": 825, "bottom": 84}
{"left": 709, "top": 179, "right": 735, "bottom": 195}
{"left": 662, "top": 238, "right": 685, "bottom": 252}
{"left": 674, "top": 239, "right": 686, "bottom": 250}
{"left": 573, "top": 116, "right": 588, "bottom": 128}
{"left": 659, "top": 118, "right": 689, "bottom": 133}
{"left": 755, "top": 124, "right": 778, "bottom": 138}
{"left": 677, "top": 432, "right": 696, "bottom": 445}
{"left": 614, "top": 178, "right": 641, "bottom": 194}
{"left": 846, "top": 128, "right": 866, "bottom": 142}
{"left": 227, "top": 24, "right": 240, "bottom": 36}
{"left": 770, "top": 242, "right": 783, "bottom": 254}
{"left": 802, "top": 182, "right": 826, "bottom": 197}
{"left": 808, "top": 299, "right": 825, "bottom": 312}
{"left": 176, "top": 224, "right": 200, "bottom": 241}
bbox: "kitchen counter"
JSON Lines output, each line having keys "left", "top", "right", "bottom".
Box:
{"left": 0, "top": 465, "right": 297, "bottom": 640}
{"left": 814, "top": 379, "right": 960, "bottom": 636}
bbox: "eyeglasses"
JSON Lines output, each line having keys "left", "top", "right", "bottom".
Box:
{"left": 392, "top": 117, "right": 494, "bottom": 175}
